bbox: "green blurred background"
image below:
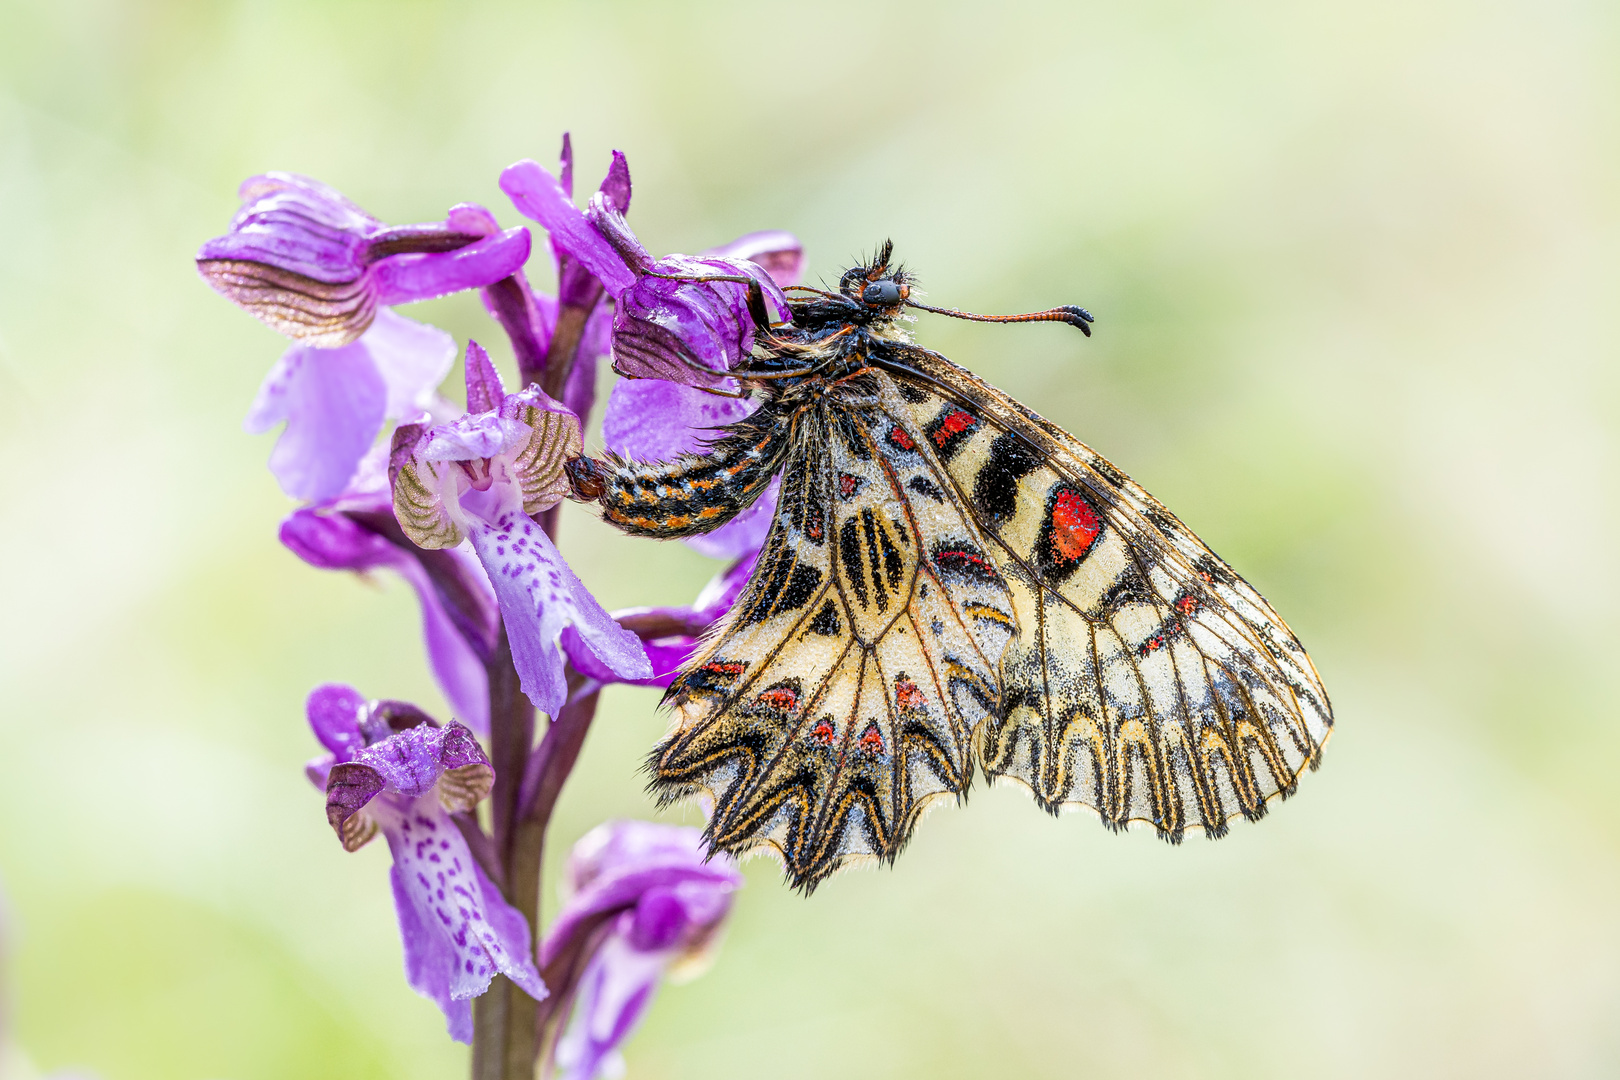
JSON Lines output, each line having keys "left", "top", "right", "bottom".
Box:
{"left": 2, "top": 1, "right": 1617, "bottom": 1077}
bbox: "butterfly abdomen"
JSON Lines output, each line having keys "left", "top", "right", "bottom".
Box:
{"left": 573, "top": 401, "right": 796, "bottom": 539}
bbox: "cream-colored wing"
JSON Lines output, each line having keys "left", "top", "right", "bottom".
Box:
{"left": 881, "top": 350, "right": 1333, "bottom": 839}
{"left": 653, "top": 398, "right": 1015, "bottom": 889}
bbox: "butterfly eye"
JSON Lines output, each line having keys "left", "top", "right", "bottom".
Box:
{"left": 862, "top": 280, "right": 902, "bottom": 306}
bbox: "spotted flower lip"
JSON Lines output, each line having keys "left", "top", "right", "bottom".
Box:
{"left": 499, "top": 156, "right": 794, "bottom": 387}
{"left": 198, "top": 173, "right": 531, "bottom": 347}
{"left": 393, "top": 342, "right": 652, "bottom": 716}
{"left": 304, "top": 685, "right": 546, "bottom": 1043}
{"left": 541, "top": 821, "right": 742, "bottom": 1080}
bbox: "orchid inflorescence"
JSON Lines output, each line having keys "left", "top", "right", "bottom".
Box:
{"left": 198, "top": 135, "right": 796, "bottom": 1079}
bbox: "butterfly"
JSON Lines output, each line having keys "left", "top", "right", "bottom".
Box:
{"left": 568, "top": 241, "right": 1333, "bottom": 890}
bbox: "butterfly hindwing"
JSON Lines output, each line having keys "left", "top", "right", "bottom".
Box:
{"left": 655, "top": 397, "right": 1015, "bottom": 888}
{"left": 882, "top": 349, "right": 1333, "bottom": 838}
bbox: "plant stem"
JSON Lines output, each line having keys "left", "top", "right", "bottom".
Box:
{"left": 470, "top": 284, "right": 606, "bottom": 1079}
{"left": 471, "top": 629, "right": 540, "bottom": 1080}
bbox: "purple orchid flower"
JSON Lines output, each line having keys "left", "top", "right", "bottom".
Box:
{"left": 201, "top": 175, "right": 533, "bottom": 503}
{"left": 540, "top": 821, "right": 743, "bottom": 1080}
{"left": 470, "top": 137, "right": 627, "bottom": 429}
{"left": 280, "top": 463, "right": 496, "bottom": 732}
{"left": 499, "top": 156, "right": 798, "bottom": 388}
{"left": 392, "top": 341, "right": 652, "bottom": 716}
{"left": 304, "top": 684, "right": 546, "bottom": 1042}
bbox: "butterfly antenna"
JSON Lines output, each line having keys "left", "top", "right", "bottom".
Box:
{"left": 903, "top": 299, "right": 1095, "bottom": 336}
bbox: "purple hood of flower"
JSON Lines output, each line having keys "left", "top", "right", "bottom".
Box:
{"left": 198, "top": 173, "right": 530, "bottom": 347}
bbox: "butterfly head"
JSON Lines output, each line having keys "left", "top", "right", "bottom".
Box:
{"left": 839, "top": 239, "right": 912, "bottom": 317}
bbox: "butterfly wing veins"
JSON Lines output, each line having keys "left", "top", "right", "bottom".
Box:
{"left": 570, "top": 244, "right": 1334, "bottom": 888}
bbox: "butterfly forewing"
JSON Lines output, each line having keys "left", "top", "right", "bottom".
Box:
{"left": 656, "top": 395, "right": 1016, "bottom": 888}
{"left": 882, "top": 348, "right": 1333, "bottom": 838}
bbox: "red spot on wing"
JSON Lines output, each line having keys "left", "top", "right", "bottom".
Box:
{"left": 1049, "top": 488, "right": 1102, "bottom": 563}
{"left": 1175, "top": 593, "right": 1199, "bottom": 616}
{"left": 803, "top": 500, "right": 825, "bottom": 542}
{"left": 757, "top": 686, "right": 799, "bottom": 712}
{"left": 702, "top": 661, "right": 745, "bottom": 677}
{"left": 894, "top": 677, "right": 926, "bottom": 712}
{"left": 810, "top": 718, "right": 836, "bottom": 745}
{"left": 858, "top": 722, "right": 886, "bottom": 755}
{"left": 887, "top": 425, "right": 916, "bottom": 452}
{"left": 838, "top": 473, "right": 863, "bottom": 499}
{"left": 931, "top": 410, "right": 978, "bottom": 447}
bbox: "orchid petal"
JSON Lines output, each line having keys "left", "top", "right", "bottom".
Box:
{"left": 247, "top": 342, "right": 386, "bottom": 502}
{"left": 600, "top": 376, "right": 753, "bottom": 461}
{"left": 245, "top": 311, "right": 454, "bottom": 503}
{"left": 703, "top": 230, "right": 805, "bottom": 288}
{"left": 382, "top": 797, "right": 547, "bottom": 1042}
{"left": 394, "top": 455, "right": 463, "bottom": 550}
{"left": 361, "top": 309, "right": 459, "bottom": 424}
{"left": 462, "top": 340, "right": 506, "bottom": 414}
{"left": 306, "top": 683, "right": 369, "bottom": 759}
{"left": 561, "top": 550, "right": 760, "bottom": 691}
{"left": 446, "top": 202, "right": 502, "bottom": 237}
{"left": 279, "top": 506, "right": 395, "bottom": 570}
{"left": 419, "top": 414, "right": 530, "bottom": 462}
{"left": 609, "top": 253, "right": 787, "bottom": 384}
{"left": 196, "top": 175, "right": 378, "bottom": 344}
{"left": 598, "top": 150, "right": 632, "bottom": 216}
{"left": 503, "top": 387, "right": 585, "bottom": 515}
{"left": 500, "top": 160, "right": 636, "bottom": 295}
{"left": 370, "top": 227, "right": 531, "bottom": 307}
{"left": 466, "top": 509, "right": 649, "bottom": 716}
{"left": 583, "top": 193, "right": 652, "bottom": 275}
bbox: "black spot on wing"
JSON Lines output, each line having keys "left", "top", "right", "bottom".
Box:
{"left": 839, "top": 518, "right": 868, "bottom": 608}
{"left": 808, "top": 599, "right": 841, "bottom": 636}
{"left": 896, "top": 380, "right": 930, "bottom": 404}
{"left": 972, "top": 432, "right": 1042, "bottom": 527}
{"left": 906, "top": 475, "right": 946, "bottom": 502}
